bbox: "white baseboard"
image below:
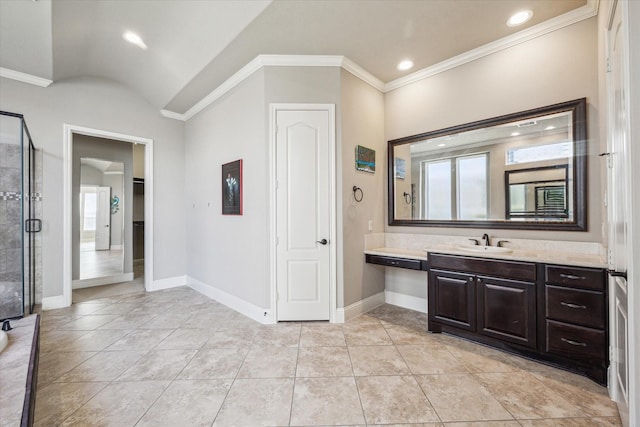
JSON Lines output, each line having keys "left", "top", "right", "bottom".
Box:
{"left": 72, "top": 273, "right": 134, "bottom": 289}
{"left": 385, "top": 291, "right": 427, "bottom": 314}
{"left": 42, "top": 295, "right": 66, "bottom": 310}
{"left": 148, "top": 275, "right": 187, "bottom": 292}
{"left": 187, "top": 276, "right": 272, "bottom": 324}
{"left": 343, "top": 291, "right": 385, "bottom": 321}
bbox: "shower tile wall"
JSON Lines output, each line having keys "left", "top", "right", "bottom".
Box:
{"left": 0, "top": 140, "right": 23, "bottom": 320}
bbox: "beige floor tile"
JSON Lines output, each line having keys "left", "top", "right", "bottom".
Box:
{"left": 155, "top": 327, "right": 213, "bottom": 350}
{"left": 349, "top": 345, "right": 411, "bottom": 376}
{"left": 356, "top": 375, "right": 440, "bottom": 424}
{"left": 58, "top": 380, "right": 169, "bottom": 426}
{"left": 237, "top": 345, "right": 298, "bottom": 378}
{"left": 137, "top": 311, "right": 192, "bottom": 329}
{"left": 518, "top": 418, "right": 622, "bottom": 426}
{"left": 37, "top": 351, "right": 97, "bottom": 386}
{"left": 444, "top": 341, "right": 520, "bottom": 374}
{"left": 212, "top": 378, "right": 294, "bottom": 427}
{"left": 204, "top": 327, "right": 257, "bottom": 349}
{"left": 290, "top": 377, "right": 365, "bottom": 426}
{"left": 33, "top": 382, "right": 107, "bottom": 426}
{"left": 529, "top": 371, "right": 618, "bottom": 418}
{"left": 105, "top": 328, "right": 173, "bottom": 351}
{"left": 344, "top": 324, "right": 393, "bottom": 346}
{"left": 296, "top": 346, "right": 353, "bottom": 377}
{"left": 397, "top": 344, "right": 468, "bottom": 374}
{"left": 56, "top": 350, "right": 146, "bottom": 382}
{"left": 443, "top": 422, "right": 520, "bottom": 426}
{"left": 299, "top": 324, "right": 346, "bottom": 347}
{"left": 63, "top": 329, "right": 132, "bottom": 352}
{"left": 253, "top": 324, "right": 302, "bottom": 347}
{"left": 136, "top": 379, "right": 233, "bottom": 427}
{"left": 116, "top": 349, "right": 197, "bottom": 381}
{"left": 179, "top": 347, "right": 248, "bottom": 379}
{"left": 92, "top": 302, "right": 143, "bottom": 315}
{"left": 475, "top": 371, "right": 584, "bottom": 419}
{"left": 416, "top": 374, "right": 513, "bottom": 422}
{"left": 39, "top": 330, "right": 90, "bottom": 353}
{"left": 59, "top": 314, "right": 119, "bottom": 330}
{"left": 386, "top": 325, "right": 435, "bottom": 345}
{"left": 97, "top": 313, "right": 158, "bottom": 330}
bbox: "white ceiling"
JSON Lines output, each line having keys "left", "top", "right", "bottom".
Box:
{"left": 0, "top": 0, "right": 590, "bottom": 115}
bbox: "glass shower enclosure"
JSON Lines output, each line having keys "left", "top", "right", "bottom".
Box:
{"left": 1, "top": 111, "right": 41, "bottom": 321}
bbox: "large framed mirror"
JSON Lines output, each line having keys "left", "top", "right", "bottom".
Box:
{"left": 388, "top": 98, "right": 587, "bottom": 230}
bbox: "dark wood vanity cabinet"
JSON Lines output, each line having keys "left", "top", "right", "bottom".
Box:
{"left": 428, "top": 253, "right": 608, "bottom": 385}
{"left": 428, "top": 254, "right": 537, "bottom": 349}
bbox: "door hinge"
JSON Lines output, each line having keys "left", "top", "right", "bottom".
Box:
{"left": 608, "top": 249, "right": 614, "bottom": 267}
{"left": 606, "top": 57, "right": 612, "bottom": 73}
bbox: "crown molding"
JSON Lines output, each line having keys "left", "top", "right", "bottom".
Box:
{"left": 160, "top": 109, "right": 187, "bottom": 121}
{"left": 0, "top": 67, "right": 52, "bottom": 87}
{"left": 385, "top": 0, "right": 599, "bottom": 92}
{"left": 163, "top": 0, "right": 598, "bottom": 121}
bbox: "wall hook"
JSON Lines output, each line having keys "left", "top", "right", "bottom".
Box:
{"left": 352, "top": 186, "right": 363, "bottom": 202}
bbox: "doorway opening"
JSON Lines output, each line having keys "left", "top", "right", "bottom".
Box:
{"left": 62, "top": 125, "right": 153, "bottom": 307}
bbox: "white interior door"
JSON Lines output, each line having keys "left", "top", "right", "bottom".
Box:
{"left": 606, "top": 0, "right": 630, "bottom": 422}
{"left": 95, "top": 186, "right": 111, "bottom": 251}
{"left": 276, "top": 109, "right": 331, "bottom": 321}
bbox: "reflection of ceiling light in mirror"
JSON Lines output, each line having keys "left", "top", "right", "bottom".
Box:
{"left": 397, "top": 60, "right": 414, "bottom": 71}
{"left": 545, "top": 125, "right": 556, "bottom": 130}
{"left": 511, "top": 132, "right": 520, "bottom": 136}
{"left": 123, "top": 31, "right": 147, "bottom": 50}
{"left": 507, "top": 10, "right": 533, "bottom": 27}
{"left": 437, "top": 143, "right": 446, "bottom": 147}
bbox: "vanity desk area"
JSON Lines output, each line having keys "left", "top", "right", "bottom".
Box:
{"left": 370, "top": 98, "right": 616, "bottom": 386}
{"left": 365, "top": 243, "right": 609, "bottom": 385}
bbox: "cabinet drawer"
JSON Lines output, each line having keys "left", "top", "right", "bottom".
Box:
{"left": 546, "top": 285, "right": 605, "bottom": 329}
{"left": 429, "top": 253, "right": 536, "bottom": 281}
{"left": 546, "top": 265, "right": 605, "bottom": 291}
{"left": 546, "top": 320, "right": 606, "bottom": 361}
{"left": 366, "top": 254, "right": 423, "bottom": 270}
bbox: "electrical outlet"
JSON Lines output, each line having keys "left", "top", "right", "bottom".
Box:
{"left": 368, "top": 220, "right": 373, "bottom": 231}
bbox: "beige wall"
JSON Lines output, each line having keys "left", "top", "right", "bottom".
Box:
{"left": 340, "top": 70, "right": 386, "bottom": 307}
{"left": 385, "top": 17, "right": 601, "bottom": 243}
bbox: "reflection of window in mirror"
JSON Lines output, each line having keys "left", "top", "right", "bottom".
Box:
{"left": 420, "top": 153, "right": 488, "bottom": 220}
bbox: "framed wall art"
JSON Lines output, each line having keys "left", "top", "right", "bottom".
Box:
{"left": 355, "top": 145, "right": 376, "bottom": 173}
{"left": 222, "top": 159, "right": 243, "bottom": 215}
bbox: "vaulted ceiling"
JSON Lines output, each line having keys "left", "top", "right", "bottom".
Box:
{"left": 0, "top": 0, "right": 593, "bottom": 117}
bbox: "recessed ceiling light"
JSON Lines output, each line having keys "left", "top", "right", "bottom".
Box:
{"left": 507, "top": 10, "right": 533, "bottom": 27}
{"left": 397, "top": 60, "right": 414, "bottom": 71}
{"left": 511, "top": 132, "right": 520, "bottom": 137}
{"left": 545, "top": 125, "right": 556, "bottom": 130}
{"left": 123, "top": 31, "right": 147, "bottom": 50}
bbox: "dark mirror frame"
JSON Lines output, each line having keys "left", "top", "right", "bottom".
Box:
{"left": 387, "top": 98, "right": 587, "bottom": 230}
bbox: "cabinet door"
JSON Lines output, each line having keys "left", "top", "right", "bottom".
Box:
{"left": 477, "top": 276, "right": 536, "bottom": 348}
{"left": 429, "top": 269, "right": 476, "bottom": 331}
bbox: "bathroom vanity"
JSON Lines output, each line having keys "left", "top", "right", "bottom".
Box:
{"left": 365, "top": 247, "right": 608, "bottom": 385}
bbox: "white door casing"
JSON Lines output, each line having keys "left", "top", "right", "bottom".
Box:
{"left": 94, "top": 186, "right": 111, "bottom": 251}
{"left": 605, "top": 0, "right": 631, "bottom": 423}
{"left": 273, "top": 105, "right": 336, "bottom": 322}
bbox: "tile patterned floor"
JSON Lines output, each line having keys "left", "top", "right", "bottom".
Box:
{"left": 34, "top": 287, "right": 621, "bottom": 426}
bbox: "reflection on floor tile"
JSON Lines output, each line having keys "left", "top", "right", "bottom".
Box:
{"left": 29, "top": 294, "right": 619, "bottom": 426}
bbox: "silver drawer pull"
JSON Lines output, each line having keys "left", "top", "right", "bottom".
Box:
{"left": 559, "top": 273, "right": 586, "bottom": 280}
{"left": 389, "top": 261, "right": 399, "bottom": 266}
{"left": 560, "top": 301, "right": 587, "bottom": 309}
{"left": 561, "top": 337, "right": 587, "bottom": 347}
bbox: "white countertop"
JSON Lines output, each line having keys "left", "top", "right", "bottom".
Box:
{"left": 365, "top": 245, "right": 607, "bottom": 268}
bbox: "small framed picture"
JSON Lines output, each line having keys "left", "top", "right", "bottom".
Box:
{"left": 355, "top": 145, "right": 376, "bottom": 173}
{"left": 395, "top": 157, "right": 406, "bottom": 180}
{"left": 222, "top": 159, "right": 243, "bottom": 215}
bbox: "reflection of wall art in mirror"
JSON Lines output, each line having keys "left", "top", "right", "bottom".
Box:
{"left": 395, "top": 157, "right": 406, "bottom": 180}
{"left": 387, "top": 98, "right": 587, "bottom": 230}
{"left": 222, "top": 159, "right": 243, "bottom": 215}
{"left": 110, "top": 195, "right": 120, "bottom": 215}
{"left": 355, "top": 145, "right": 376, "bottom": 173}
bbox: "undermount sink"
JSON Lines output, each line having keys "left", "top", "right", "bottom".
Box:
{"left": 456, "top": 245, "right": 513, "bottom": 254}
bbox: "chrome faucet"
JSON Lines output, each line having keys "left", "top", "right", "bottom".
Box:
{"left": 481, "top": 233, "right": 490, "bottom": 246}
